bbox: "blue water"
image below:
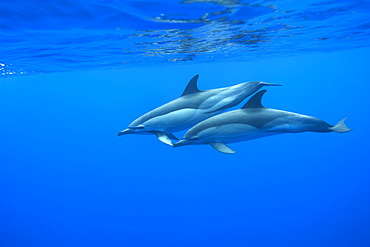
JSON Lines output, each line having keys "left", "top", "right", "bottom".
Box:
{"left": 1, "top": 0, "right": 370, "bottom": 246}
{"left": 1, "top": 0, "right": 370, "bottom": 76}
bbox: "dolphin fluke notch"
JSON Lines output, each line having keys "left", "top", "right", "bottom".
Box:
{"left": 330, "top": 118, "right": 352, "bottom": 133}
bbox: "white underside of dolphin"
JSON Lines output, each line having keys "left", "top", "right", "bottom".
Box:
{"left": 173, "top": 90, "right": 352, "bottom": 154}
{"left": 117, "top": 75, "right": 281, "bottom": 145}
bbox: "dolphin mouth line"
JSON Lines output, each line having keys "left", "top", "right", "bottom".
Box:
{"left": 172, "top": 139, "right": 190, "bottom": 147}
{"left": 117, "top": 128, "right": 135, "bottom": 136}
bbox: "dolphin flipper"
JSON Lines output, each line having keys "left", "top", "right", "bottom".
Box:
{"left": 167, "top": 133, "right": 179, "bottom": 140}
{"left": 154, "top": 132, "right": 176, "bottom": 146}
{"left": 209, "top": 142, "right": 236, "bottom": 154}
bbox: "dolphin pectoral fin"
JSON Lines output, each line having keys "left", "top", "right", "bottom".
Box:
{"left": 154, "top": 132, "right": 174, "bottom": 146}
{"left": 330, "top": 118, "right": 352, "bottom": 133}
{"left": 167, "top": 133, "right": 179, "bottom": 140}
{"left": 209, "top": 142, "right": 236, "bottom": 154}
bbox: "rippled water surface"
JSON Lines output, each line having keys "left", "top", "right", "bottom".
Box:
{"left": 1, "top": 0, "right": 369, "bottom": 76}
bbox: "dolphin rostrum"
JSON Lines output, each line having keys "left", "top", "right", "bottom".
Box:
{"left": 117, "top": 75, "right": 281, "bottom": 145}
{"left": 173, "top": 90, "right": 352, "bottom": 153}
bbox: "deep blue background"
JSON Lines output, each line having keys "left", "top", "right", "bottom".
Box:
{"left": 1, "top": 47, "right": 370, "bottom": 246}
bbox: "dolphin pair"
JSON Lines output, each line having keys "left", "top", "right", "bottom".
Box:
{"left": 117, "top": 75, "right": 280, "bottom": 144}
{"left": 172, "top": 90, "right": 352, "bottom": 153}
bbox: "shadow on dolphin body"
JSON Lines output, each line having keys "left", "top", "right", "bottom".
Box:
{"left": 117, "top": 75, "right": 281, "bottom": 145}
{"left": 173, "top": 90, "right": 352, "bottom": 154}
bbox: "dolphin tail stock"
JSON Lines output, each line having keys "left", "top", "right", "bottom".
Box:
{"left": 330, "top": 117, "right": 352, "bottom": 133}
{"left": 259, "top": 82, "right": 283, "bottom": 87}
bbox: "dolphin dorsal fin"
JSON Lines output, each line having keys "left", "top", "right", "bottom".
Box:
{"left": 181, "top": 75, "right": 201, "bottom": 97}
{"left": 241, "top": 90, "right": 267, "bottom": 109}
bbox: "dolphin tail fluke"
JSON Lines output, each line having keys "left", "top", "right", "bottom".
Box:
{"left": 330, "top": 118, "right": 352, "bottom": 133}
{"left": 210, "top": 142, "right": 236, "bottom": 154}
{"left": 260, "top": 82, "right": 282, "bottom": 87}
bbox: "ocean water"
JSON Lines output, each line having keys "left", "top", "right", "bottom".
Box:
{"left": 1, "top": 0, "right": 370, "bottom": 246}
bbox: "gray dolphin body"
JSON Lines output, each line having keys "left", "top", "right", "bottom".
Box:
{"left": 117, "top": 75, "right": 280, "bottom": 145}
{"left": 173, "top": 90, "right": 352, "bottom": 153}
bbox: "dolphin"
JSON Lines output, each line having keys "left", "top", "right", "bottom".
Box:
{"left": 117, "top": 75, "right": 281, "bottom": 145}
{"left": 173, "top": 90, "right": 352, "bottom": 153}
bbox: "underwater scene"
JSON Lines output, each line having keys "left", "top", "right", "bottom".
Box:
{"left": 1, "top": 0, "right": 370, "bottom": 246}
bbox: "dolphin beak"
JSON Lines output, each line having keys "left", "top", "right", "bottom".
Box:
{"left": 117, "top": 128, "right": 134, "bottom": 136}
{"left": 172, "top": 139, "right": 190, "bottom": 147}
{"left": 260, "top": 82, "right": 282, "bottom": 87}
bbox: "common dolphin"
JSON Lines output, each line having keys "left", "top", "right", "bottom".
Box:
{"left": 173, "top": 90, "right": 352, "bottom": 153}
{"left": 117, "top": 75, "right": 281, "bottom": 145}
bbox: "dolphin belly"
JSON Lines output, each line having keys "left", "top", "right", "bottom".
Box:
{"left": 143, "top": 108, "right": 221, "bottom": 133}
{"left": 196, "top": 123, "right": 281, "bottom": 144}
{"left": 142, "top": 108, "right": 198, "bottom": 132}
